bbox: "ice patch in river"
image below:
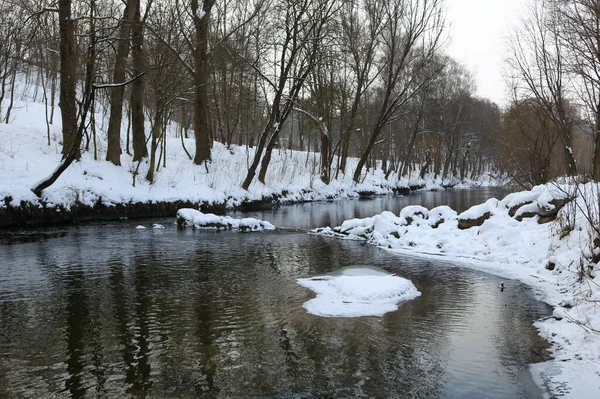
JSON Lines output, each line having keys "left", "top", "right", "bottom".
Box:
{"left": 297, "top": 266, "right": 421, "bottom": 318}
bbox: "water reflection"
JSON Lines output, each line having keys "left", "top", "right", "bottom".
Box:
{"left": 0, "top": 191, "right": 551, "bottom": 398}
{"left": 234, "top": 188, "right": 505, "bottom": 229}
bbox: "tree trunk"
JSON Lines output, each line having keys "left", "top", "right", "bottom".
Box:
{"left": 561, "top": 133, "right": 578, "bottom": 177}
{"left": 400, "top": 100, "right": 425, "bottom": 177}
{"left": 353, "top": 124, "right": 383, "bottom": 183}
{"left": 130, "top": 0, "right": 147, "bottom": 161}
{"left": 191, "top": 0, "right": 215, "bottom": 165}
{"left": 58, "top": 0, "right": 78, "bottom": 159}
{"left": 242, "top": 106, "right": 280, "bottom": 190}
{"left": 146, "top": 99, "right": 163, "bottom": 183}
{"left": 4, "top": 66, "right": 17, "bottom": 123}
{"left": 257, "top": 120, "right": 282, "bottom": 184}
{"left": 320, "top": 120, "right": 329, "bottom": 184}
{"left": 106, "top": 0, "right": 136, "bottom": 166}
{"left": 49, "top": 53, "right": 58, "bottom": 125}
{"left": 33, "top": 0, "right": 96, "bottom": 197}
{"left": 594, "top": 109, "right": 600, "bottom": 181}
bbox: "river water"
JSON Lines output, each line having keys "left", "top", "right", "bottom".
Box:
{"left": 0, "top": 189, "right": 552, "bottom": 398}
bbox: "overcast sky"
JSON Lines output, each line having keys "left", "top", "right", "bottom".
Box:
{"left": 445, "top": 0, "right": 527, "bottom": 106}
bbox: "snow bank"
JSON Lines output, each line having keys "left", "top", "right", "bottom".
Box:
{"left": 312, "top": 183, "right": 600, "bottom": 397}
{"left": 0, "top": 82, "right": 503, "bottom": 219}
{"left": 297, "top": 267, "right": 421, "bottom": 317}
{"left": 176, "top": 208, "right": 275, "bottom": 231}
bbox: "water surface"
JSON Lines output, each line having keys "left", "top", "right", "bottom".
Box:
{"left": 0, "top": 189, "right": 551, "bottom": 398}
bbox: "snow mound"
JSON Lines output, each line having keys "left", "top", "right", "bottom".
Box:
{"left": 176, "top": 208, "right": 275, "bottom": 232}
{"left": 399, "top": 205, "right": 428, "bottom": 224}
{"left": 458, "top": 198, "right": 498, "bottom": 220}
{"left": 297, "top": 267, "right": 421, "bottom": 317}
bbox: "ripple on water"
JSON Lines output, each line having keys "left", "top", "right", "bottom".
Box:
{"left": 0, "top": 198, "right": 551, "bottom": 398}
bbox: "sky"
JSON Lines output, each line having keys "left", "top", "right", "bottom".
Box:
{"left": 445, "top": 0, "right": 527, "bottom": 106}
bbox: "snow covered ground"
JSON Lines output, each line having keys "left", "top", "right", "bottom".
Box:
{"left": 0, "top": 82, "right": 499, "bottom": 214}
{"left": 312, "top": 183, "right": 600, "bottom": 398}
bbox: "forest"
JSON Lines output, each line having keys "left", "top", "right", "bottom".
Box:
{"left": 1, "top": 0, "right": 600, "bottom": 195}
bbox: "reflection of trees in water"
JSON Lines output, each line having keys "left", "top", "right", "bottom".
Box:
{"left": 108, "top": 254, "right": 153, "bottom": 396}
{"left": 0, "top": 222, "right": 550, "bottom": 397}
{"left": 64, "top": 269, "right": 89, "bottom": 398}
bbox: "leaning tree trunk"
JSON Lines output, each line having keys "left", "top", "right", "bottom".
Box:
{"left": 257, "top": 127, "right": 280, "bottom": 184}
{"left": 146, "top": 98, "right": 164, "bottom": 183}
{"left": 241, "top": 105, "right": 281, "bottom": 190}
{"left": 353, "top": 124, "right": 383, "bottom": 184}
{"left": 106, "top": 0, "right": 136, "bottom": 166}
{"left": 58, "top": 0, "right": 78, "bottom": 159}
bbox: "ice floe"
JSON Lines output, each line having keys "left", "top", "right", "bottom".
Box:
{"left": 297, "top": 266, "right": 421, "bottom": 317}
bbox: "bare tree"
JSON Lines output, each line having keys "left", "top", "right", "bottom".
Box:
{"left": 352, "top": 0, "right": 445, "bottom": 183}
{"left": 334, "top": 0, "right": 383, "bottom": 178}
{"left": 105, "top": 0, "right": 137, "bottom": 166}
{"left": 191, "top": 0, "right": 216, "bottom": 165}
{"left": 508, "top": 0, "right": 578, "bottom": 177}
{"left": 558, "top": 0, "right": 600, "bottom": 179}
{"left": 502, "top": 98, "right": 562, "bottom": 187}
{"left": 33, "top": 0, "right": 96, "bottom": 197}
{"left": 130, "top": 0, "right": 148, "bottom": 161}
{"left": 57, "top": 0, "right": 79, "bottom": 158}
{"left": 240, "top": 0, "right": 338, "bottom": 190}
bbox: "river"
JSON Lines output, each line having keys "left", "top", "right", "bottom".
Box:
{"left": 0, "top": 189, "right": 552, "bottom": 398}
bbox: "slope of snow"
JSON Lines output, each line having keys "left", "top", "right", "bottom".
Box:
{"left": 0, "top": 87, "right": 502, "bottom": 214}
{"left": 297, "top": 266, "right": 421, "bottom": 317}
{"left": 312, "top": 183, "right": 600, "bottom": 398}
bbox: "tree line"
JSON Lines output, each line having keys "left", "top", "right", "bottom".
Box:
{"left": 503, "top": 0, "right": 600, "bottom": 188}
{"left": 5, "top": 0, "right": 597, "bottom": 194}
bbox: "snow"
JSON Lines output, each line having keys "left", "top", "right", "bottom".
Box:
{"left": 312, "top": 182, "right": 600, "bottom": 397}
{"left": 176, "top": 208, "right": 275, "bottom": 231}
{"left": 0, "top": 90, "right": 501, "bottom": 214}
{"left": 399, "top": 205, "right": 428, "bottom": 223}
{"left": 458, "top": 197, "right": 497, "bottom": 220}
{"left": 500, "top": 190, "right": 536, "bottom": 210}
{"left": 297, "top": 266, "right": 421, "bottom": 317}
{"left": 427, "top": 205, "right": 457, "bottom": 227}
{"left": 5, "top": 74, "right": 584, "bottom": 392}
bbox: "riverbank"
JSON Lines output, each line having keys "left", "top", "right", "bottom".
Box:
{"left": 0, "top": 99, "right": 500, "bottom": 228}
{"left": 312, "top": 182, "right": 600, "bottom": 398}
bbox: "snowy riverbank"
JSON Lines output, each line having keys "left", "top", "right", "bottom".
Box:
{"left": 0, "top": 97, "right": 500, "bottom": 227}
{"left": 312, "top": 182, "right": 600, "bottom": 398}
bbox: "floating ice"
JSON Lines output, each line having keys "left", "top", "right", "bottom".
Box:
{"left": 297, "top": 266, "right": 421, "bottom": 318}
